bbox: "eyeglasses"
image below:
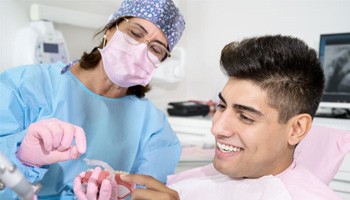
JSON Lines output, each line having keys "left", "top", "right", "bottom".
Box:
{"left": 117, "top": 18, "right": 171, "bottom": 66}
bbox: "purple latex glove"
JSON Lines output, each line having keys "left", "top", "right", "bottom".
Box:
{"left": 74, "top": 167, "right": 115, "bottom": 200}
{"left": 16, "top": 118, "right": 87, "bottom": 167}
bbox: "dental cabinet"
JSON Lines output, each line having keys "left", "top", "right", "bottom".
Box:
{"left": 168, "top": 116, "right": 350, "bottom": 199}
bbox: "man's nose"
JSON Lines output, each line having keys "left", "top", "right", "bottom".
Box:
{"left": 211, "top": 112, "right": 235, "bottom": 138}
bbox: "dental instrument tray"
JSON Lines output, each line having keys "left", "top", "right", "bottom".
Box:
{"left": 167, "top": 101, "right": 210, "bottom": 117}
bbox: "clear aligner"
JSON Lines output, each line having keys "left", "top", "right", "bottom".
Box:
{"left": 84, "top": 158, "right": 114, "bottom": 172}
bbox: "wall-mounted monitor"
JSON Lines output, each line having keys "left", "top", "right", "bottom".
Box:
{"left": 318, "top": 33, "right": 350, "bottom": 110}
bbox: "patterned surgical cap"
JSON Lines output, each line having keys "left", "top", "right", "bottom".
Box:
{"left": 108, "top": 0, "right": 185, "bottom": 51}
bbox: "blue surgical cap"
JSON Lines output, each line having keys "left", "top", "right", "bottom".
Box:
{"left": 108, "top": 0, "right": 185, "bottom": 51}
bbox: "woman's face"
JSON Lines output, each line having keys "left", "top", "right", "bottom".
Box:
{"left": 107, "top": 17, "right": 168, "bottom": 54}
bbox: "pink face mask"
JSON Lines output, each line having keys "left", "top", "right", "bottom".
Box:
{"left": 99, "top": 30, "right": 160, "bottom": 88}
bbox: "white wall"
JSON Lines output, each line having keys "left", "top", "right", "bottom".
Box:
{"left": 0, "top": 0, "right": 118, "bottom": 71}
{"left": 1, "top": 0, "right": 350, "bottom": 112}
{"left": 150, "top": 0, "right": 350, "bottom": 109}
{"left": 148, "top": 0, "right": 350, "bottom": 111}
{"left": 0, "top": 1, "right": 29, "bottom": 71}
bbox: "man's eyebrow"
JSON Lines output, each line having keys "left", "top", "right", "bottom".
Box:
{"left": 233, "top": 104, "right": 264, "bottom": 116}
{"left": 218, "top": 93, "right": 226, "bottom": 104}
{"left": 219, "top": 93, "right": 264, "bottom": 116}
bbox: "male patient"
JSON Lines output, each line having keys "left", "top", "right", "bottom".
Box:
{"left": 74, "top": 35, "right": 341, "bottom": 200}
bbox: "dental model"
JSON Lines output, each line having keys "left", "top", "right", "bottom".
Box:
{"left": 82, "top": 158, "right": 135, "bottom": 199}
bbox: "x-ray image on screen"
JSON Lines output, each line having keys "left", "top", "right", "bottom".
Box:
{"left": 318, "top": 33, "right": 350, "bottom": 117}
{"left": 323, "top": 45, "right": 350, "bottom": 94}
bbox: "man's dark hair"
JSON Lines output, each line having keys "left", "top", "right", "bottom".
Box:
{"left": 220, "top": 35, "right": 325, "bottom": 123}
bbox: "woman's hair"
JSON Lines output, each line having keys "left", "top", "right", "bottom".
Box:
{"left": 79, "top": 18, "right": 150, "bottom": 98}
{"left": 220, "top": 35, "right": 325, "bottom": 123}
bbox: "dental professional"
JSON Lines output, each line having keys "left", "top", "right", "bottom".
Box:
{"left": 0, "top": 0, "right": 185, "bottom": 199}
{"left": 75, "top": 35, "right": 342, "bottom": 200}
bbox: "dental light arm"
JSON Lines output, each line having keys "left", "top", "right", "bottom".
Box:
{"left": 0, "top": 153, "right": 41, "bottom": 200}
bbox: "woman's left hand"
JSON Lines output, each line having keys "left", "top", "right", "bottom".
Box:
{"left": 74, "top": 167, "right": 135, "bottom": 200}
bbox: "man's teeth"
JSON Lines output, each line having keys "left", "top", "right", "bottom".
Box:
{"left": 217, "top": 142, "right": 243, "bottom": 152}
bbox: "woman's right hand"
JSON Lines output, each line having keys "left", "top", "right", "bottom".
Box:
{"left": 16, "top": 118, "right": 87, "bottom": 167}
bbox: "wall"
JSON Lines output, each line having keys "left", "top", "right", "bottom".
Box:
{"left": 0, "top": 0, "right": 118, "bottom": 71}
{"left": 149, "top": 0, "right": 350, "bottom": 112}
{"left": 1, "top": 0, "right": 350, "bottom": 112}
{"left": 0, "top": 1, "right": 29, "bottom": 71}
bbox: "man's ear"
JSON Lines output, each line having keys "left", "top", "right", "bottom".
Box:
{"left": 288, "top": 114, "right": 312, "bottom": 146}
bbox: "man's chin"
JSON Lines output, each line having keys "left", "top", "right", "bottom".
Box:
{"left": 213, "top": 159, "right": 245, "bottom": 179}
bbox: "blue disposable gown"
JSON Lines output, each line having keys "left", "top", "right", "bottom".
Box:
{"left": 0, "top": 62, "right": 181, "bottom": 199}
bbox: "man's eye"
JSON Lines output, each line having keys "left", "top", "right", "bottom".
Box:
{"left": 216, "top": 104, "right": 226, "bottom": 111}
{"left": 240, "top": 114, "right": 254, "bottom": 124}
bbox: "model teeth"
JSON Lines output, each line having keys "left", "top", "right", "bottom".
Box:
{"left": 217, "top": 142, "right": 243, "bottom": 152}
{"left": 114, "top": 171, "right": 129, "bottom": 175}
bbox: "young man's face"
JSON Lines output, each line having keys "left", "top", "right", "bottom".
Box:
{"left": 212, "top": 78, "right": 294, "bottom": 179}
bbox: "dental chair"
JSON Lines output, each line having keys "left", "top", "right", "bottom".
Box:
{"left": 294, "top": 125, "right": 350, "bottom": 198}
{"left": 168, "top": 125, "right": 350, "bottom": 199}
